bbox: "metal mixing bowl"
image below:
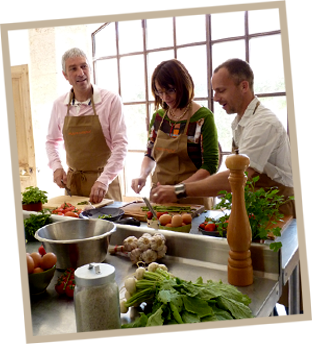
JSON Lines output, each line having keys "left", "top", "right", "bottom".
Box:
{"left": 34, "top": 219, "right": 116, "bottom": 270}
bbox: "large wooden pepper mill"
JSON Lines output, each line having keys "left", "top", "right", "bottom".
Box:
{"left": 226, "top": 150, "right": 253, "bottom": 286}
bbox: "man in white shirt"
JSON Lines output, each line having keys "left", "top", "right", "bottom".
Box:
{"left": 151, "top": 58, "right": 295, "bottom": 217}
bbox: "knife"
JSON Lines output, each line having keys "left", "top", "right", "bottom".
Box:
{"left": 142, "top": 197, "right": 160, "bottom": 227}
{"left": 61, "top": 180, "right": 72, "bottom": 197}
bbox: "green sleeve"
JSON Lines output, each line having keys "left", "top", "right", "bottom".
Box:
{"left": 192, "top": 108, "right": 219, "bottom": 175}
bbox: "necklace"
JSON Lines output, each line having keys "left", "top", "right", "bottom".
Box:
{"left": 169, "top": 102, "right": 191, "bottom": 121}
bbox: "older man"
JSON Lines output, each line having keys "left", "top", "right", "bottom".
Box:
{"left": 46, "top": 47, "right": 128, "bottom": 203}
{"left": 151, "top": 58, "right": 295, "bottom": 217}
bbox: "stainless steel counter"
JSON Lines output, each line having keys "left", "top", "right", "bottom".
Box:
{"left": 24, "top": 207, "right": 300, "bottom": 339}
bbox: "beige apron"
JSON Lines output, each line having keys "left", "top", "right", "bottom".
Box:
{"left": 62, "top": 89, "right": 122, "bottom": 201}
{"left": 151, "top": 109, "right": 212, "bottom": 209}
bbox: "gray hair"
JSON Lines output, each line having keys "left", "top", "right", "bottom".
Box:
{"left": 61, "top": 47, "right": 91, "bottom": 73}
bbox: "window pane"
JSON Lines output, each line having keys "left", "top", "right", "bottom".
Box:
{"left": 124, "top": 152, "right": 151, "bottom": 198}
{"left": 250, "top": 35, "right": 285, "bottom": 94}
{"left": 118, "top": 20, "right": 143, "bottom": 54}
{"left": 212, "top": 40, "right": 245, "bottom": 71}
{"left": 94, "top": 23, "right": 116, "bottom": 57}
{"left": 295, "top": 96, "right": 307, "bottom": 153}
{"left": 146, "top": 17, "right": 173, "bottom": 50}
{"left": 176, "top": 14, "right": 206, "bottom": 45}
{"left": 147, "top": 50, "right": 175, "bottom": 101}
{"left": 177, "top": 45, "right": 207, "bottom": 98}
{"left": 123, "top": 104, "right": 148, "bottom": 150}
{"left": 120, "top": 55, "right": 145, "bottom": 102}
{"left": 213, "top": 103, "right": 233, "bottom": 153}
{"left": 211, "top": 11, "right": 245, "bottom": 40}
{"left": 95, "top": 59, "right": 119, "bottom": 94}
{"left": 258, "top": 96, "right": 287, "bottom": 131}
{"left": 248, "top": 9, "right": 280, "bottom": 34}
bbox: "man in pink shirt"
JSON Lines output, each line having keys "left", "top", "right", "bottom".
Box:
{"left": 46, "top": 47, "right": 128, "bottom": 203}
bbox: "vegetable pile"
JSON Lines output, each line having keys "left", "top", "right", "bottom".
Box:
{"left": 110, "top": 233, "right": 167, "bottom": 265}
{"left": 120, "top": 262, "right": 253, "bottom": 327}
{"left": 27, "top": 246, "right": 57, "bottom": 274}
{"left": 55, "top": 268, "right": 76, "bottom": 298}
{"left": 200, "top": 174, "right": 294, "bottom": 251}
{"left": 22, "top": 186, "right": 48, "bottom": 205}
{"left": 24, "top": 210, "right": 52, "bottom": 242}
{"left": 51, "top": 202, "right": 83, "bottom": 218}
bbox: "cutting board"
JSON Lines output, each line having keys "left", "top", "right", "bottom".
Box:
{"left": 42, "top": 195, "right": 114, "bottom": 210}
{"left": 266, "top": 214, "right": 293, "bottom": 240}
{"left": 122, "top": 202, "right": 205, "bottom": 222}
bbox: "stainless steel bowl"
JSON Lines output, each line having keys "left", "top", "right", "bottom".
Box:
{"left": 34, "top": 219, "right": 116, "bottom": 270}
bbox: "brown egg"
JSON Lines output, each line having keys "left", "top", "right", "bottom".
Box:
{"left": 30, "top": 252, "right": 42, "bottom": 268}
{"left": 40, "top": 252, "right": 57, "bottom": 270}
{"left": 171, "top": 214, "right": 183, "bottom": 227}
{"left": 27, "top": 254, "right": 35, "bottom": 274}
{"left": 181, "top": 213, "right": 192, "bottom": 225}
{"left": 159, "top": 214, "right": 172, "bottom": 226}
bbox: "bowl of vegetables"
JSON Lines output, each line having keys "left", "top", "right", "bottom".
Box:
{"left": 34, "top": 219, "right": 116, "bottom": 269}
{"left": 27, "top": 249, "right": 57, "bottom": 295}
{"left": 79, "top": 207, "right": 125, "bottom": 222}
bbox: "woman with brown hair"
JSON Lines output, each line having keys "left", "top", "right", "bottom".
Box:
{"left": 131, "top": 59, "right": 219, "bottom": 208}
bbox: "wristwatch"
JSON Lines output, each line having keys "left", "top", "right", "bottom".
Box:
{"left": 174, "top": 183, "right": 187, "bottom": 199}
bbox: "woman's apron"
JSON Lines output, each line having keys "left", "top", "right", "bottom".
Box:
{"left": 232, "top": 101, "right": 298, "bottom": 309}
{"left": 62, "top": 90, "right": 122, "bottom": 201}
{"left": 151, "top": 109, "right": 212, "bottom": 209}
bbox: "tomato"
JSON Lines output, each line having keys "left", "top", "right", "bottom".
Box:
{"left": 40, "top": 252, "right": 57, "bottom": 270}
{"left": 55, "top": 281, "right": 66, "bottom": 295}
{"left": 146, "top": 211, "right": 153, "bottom": 220}
{"left": 64, "top": 211, "right": 79, "bottom": 217}
{"left": 65, "top": 284, "right": 75, "bottom": 298}
{"left": 156, "top": 211, "right": 168, "bottom": 219}
{"left": 205, "top": 223, "right": 216, "bottom": 232}
{"left": 38, "top": 245, "right": 46, "bottom": 256}
{"left": 63, "top": 206, "right": 75, "bottom": 212}
{"left": 199, "top": 223, "right": 206, "bottom": 230}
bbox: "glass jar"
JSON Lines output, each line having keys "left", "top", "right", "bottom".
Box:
{"left": 74, "top": 263, "right": 121, "bottom": 332}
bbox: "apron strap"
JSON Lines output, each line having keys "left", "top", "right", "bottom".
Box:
{"left": 66, "top": 86, "right": 97, "bottom": 116}
{"left": 160, "top": 102, "right": 193, "bottom": 134}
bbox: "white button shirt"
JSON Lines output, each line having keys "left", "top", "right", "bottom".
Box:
{"left": 231, "top": 97, "right": 293, "bottom": 187}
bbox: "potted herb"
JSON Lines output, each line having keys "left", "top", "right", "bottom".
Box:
{"left": 21, "top": 186, "right": 48, "bottom": 211}
{"left": 24, "top": 209, "right": 52, "bottom": 242}
{"left": 212, "top": 174, "right": 294, "bottom": 252}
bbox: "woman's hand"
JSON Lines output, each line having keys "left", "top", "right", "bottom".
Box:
{"left": 151, "top": 185, "right": 177, "bottom": 204}
{"left": 131, "top": 178, "right": 146, "bottom": 194}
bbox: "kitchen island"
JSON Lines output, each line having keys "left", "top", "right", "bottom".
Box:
{"left": 24, "top": 204, "right": 300, "bottom": 340}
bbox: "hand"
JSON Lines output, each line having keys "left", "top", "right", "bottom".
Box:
{"left": 89, "top": 181, "right": 107, "bottom": 204}
{"left": 54, "top": 168, "right": 67, "bottom": 188}
{"left": 131, "top": 178, "right": 146, "bottom": 194}
{"left": 151, "top": 185, "right": 177, "bottom": 204}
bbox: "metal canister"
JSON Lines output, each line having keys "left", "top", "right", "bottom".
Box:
{"left": 74, "top": 263, "right": 121, "bottom": 332}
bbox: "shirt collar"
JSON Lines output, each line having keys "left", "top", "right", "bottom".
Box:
{"left": 63, "top": 83, "right": 101, "bottom": 105}
{"left": 231, "top": 96, "right": 259, "bottom": 130}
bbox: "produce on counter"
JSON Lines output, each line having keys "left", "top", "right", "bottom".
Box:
{"left": 209, "top": 174, "right": 294, "bottom": 251}
{"left": 51, "top": 202, "right": 83, "bottom": 217}
{"left": 21, "top": 186, "right": 48, "bottom": 205}
{"left": 120, "top": 263, "right": 253, "bottom": 327}
{"left": 27, "top": 247, "right": 57, "bottom": 274}
{"left": 144, "top": 206, "right": 195, "bottom": 220}
{"left": 24, "top": 210, "right": 53, "bottom": 242}
{"left": 109, "top": 233, "right": 167, "bottom": 264}
{"left": 55, "top": 268, "right": 76, "bottom": 298}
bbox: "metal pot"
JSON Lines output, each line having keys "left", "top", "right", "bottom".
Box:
{"left": 34, "top": 219, "right": 116, "bottom": 269}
